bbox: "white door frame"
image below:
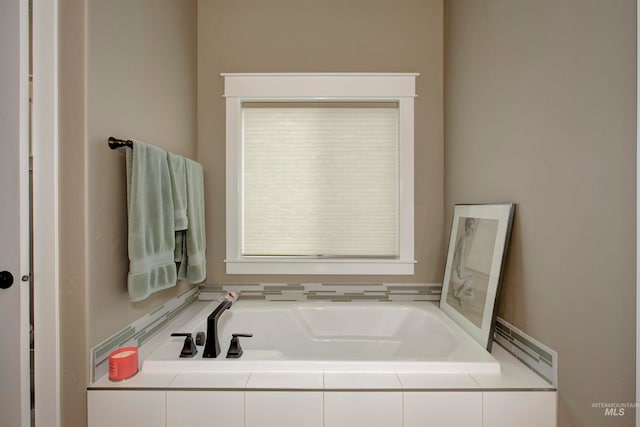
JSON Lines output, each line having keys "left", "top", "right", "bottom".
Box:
{"left": 0, "top": 0, "right": 31, "bottom": 425}
{"left": 636, "top": 1, "right": 639, "bottom": 425}
{"left": 32, "top": 0, "right": 61, "bottom": 426}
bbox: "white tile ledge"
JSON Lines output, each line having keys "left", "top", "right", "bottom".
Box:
{"left": 89, "top": 346, "right": 554, "bottom": 392}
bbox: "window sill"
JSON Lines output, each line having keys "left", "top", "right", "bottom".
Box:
{"left": 224, "top": 258, "right": 416, "bottom": 275}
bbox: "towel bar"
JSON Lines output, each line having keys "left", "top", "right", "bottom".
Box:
{"left": 108, "top": 136, "right": 134, "bottom": 149}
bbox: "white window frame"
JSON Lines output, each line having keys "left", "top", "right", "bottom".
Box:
{"left": 223, "top": 73, "right": 418, "bottom": 275}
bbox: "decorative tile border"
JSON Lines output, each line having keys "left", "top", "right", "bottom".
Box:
{"left": 494, "top": 317, "right": 558, "bottom": 387}
{"left": 198, "top": 283, "right": 442, "bottom": 302}
{"left": 89, "top": 286, "right": 199, "bottom": 382}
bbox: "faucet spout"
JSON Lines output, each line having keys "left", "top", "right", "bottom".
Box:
{"left": 202, "top": 300, "right": 233, "bottom": 358}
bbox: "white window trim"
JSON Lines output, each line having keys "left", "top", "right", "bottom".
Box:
{"left": 223, "top": 73, "right": 418, "bottom": 275}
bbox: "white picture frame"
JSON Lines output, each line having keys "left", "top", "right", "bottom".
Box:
{"left": 440, "top": 203, "right": 516, "bottom": 351}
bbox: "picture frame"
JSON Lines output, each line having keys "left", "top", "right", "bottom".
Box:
{"left": 440, "top": 203, "right": 516, "bottom": 351}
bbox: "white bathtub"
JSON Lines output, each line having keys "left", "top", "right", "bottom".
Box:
{"left": 142, "top": 300, "right": 500, "bottom": 374}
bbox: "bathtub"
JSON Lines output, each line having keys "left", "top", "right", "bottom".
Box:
{"left": 142, "top": 300, "right": 500, "bottom": 374}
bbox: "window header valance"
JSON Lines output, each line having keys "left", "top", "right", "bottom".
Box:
{"left": 221, "top": 73, "right": 419, "bottom": 99}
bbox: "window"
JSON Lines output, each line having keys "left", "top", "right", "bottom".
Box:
{"left": 223, "top": 73, "right": 417, "bottom": 275}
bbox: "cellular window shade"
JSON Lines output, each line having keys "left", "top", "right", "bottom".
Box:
{"left": 242, "top": 103, "right": 399, "bottom": 257}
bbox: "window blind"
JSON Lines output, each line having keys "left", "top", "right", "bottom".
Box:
{"left": 242, "top": 103, "right": 399, "bottom": 257}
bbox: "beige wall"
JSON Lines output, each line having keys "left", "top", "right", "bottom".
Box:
{"left": 58, "top": 1, "right": 636, "bottom": 426}
{"left": 444, "top": 1, "right": 636, "bottom": 426}
{"left": 198, "top": 0, "right": 445, "bottom": 284}
{"left": 86, "top": 0, "right": 197, "bottom": 343}
{"left": 59, "top": 1, "right": 197, "bottom": 426}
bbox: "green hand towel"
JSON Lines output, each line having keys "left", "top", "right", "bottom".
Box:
{"left": 177, "top": 158, "right": 206, "bottom": 283}
{"left": 126, "top": 140, "right": 177, "bottom": 301}
{"left": 168, "top": 153, "right": 188, "bottom": 263}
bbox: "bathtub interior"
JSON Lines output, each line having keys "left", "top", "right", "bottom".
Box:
{"left": 142, "top": 300, "right": 501, "bottom": 373}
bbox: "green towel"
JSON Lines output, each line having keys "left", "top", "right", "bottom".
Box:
{"left": 168, "top": 153, "right": 188, "bottom": 263}
{"left": 177, "top": 158, "right": 206, "bottom": 283}
{"left": 126, "top": 140, "right": 177, "bottom": 302}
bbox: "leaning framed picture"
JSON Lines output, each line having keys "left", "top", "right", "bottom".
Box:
{"left": 440, "top": 203, "right": 516, "bottom": 351}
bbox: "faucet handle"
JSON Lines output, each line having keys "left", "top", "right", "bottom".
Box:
{"left": 226, "top": 333, "right": 253, "bottom": 359}
{"left": 171, "top": 333, "right": 198, "bottom": 358}
{"left": 195, "top": 331, "right": 206, "bottom": 346}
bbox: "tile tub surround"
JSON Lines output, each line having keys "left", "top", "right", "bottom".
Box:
{"left": 91, "top": 285, "right": 559, "bottom": 384}
{"left": 88, "top": 346, "right": 557, "bottom": 427}
{"left": 89, "top": 287, "right": 199, "bottom": 382}
{"left": 198, "top": 282, "right": 443, "bottom": 302}
{"left": 88, "top": 345, "right": 555, "bottom": 392}
{"left": 88, "top": 299, "right": 557, "bottom": 427}
{"left": 494, "top": 317, "right": 558, "bottom": 387}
